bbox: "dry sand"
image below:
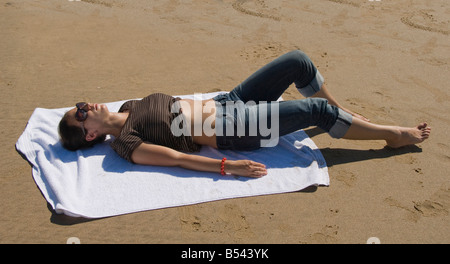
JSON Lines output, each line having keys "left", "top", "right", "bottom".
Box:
{"left": 1, "top": 0, "right": 449, "bottom": 244}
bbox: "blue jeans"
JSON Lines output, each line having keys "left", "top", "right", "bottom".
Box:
{"left": 213, "top": 50, "right": 353, "bottom": 151}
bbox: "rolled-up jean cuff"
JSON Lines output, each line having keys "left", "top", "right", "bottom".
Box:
{"left": 328, "top": 108, "right": 353, "bottom": 138}
{"left": 297, "top": 70, "right": 324, "bottom": 97}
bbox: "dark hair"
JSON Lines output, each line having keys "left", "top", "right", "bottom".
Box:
{"left": 58, "top": 111, "right": 106, "bottom": 151}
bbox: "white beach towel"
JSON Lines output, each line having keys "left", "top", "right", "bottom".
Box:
{"left": 15, "top": 92, "right": 329, "bottom": 218}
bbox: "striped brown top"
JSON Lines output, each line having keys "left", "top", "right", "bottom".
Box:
{"left": 110, "top": 93, "right": 201, "bottom": 163}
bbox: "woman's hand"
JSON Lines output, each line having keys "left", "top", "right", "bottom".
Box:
{"left": 225, "top": 160, "right": 267, "bottom": 178}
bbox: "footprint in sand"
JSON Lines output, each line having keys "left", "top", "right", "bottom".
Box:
{"left": 217, "top": 203, "right": 255, "bottom": 241}
{"left": 335, "top": 170, "right": 357, "bottom": 187}
{"left": 384, "top": 196, "right": 421, "bottom": 222}
{"left": 305, "top": 224, "right": 340, "bottom": 243}
{"left": 179, "top": 205, "right": 203, "bottom": 232}
{"left": 178, "top": 203, "right": 254, "bottom": 241}
{"left": 415, "top": 184, "right": 450, "bottom": 217}
{"left": 384, "top": 184, "right": 450, "bottom": 222}
{"left": 413, "top": 200, "right": 448, "bottom": 217}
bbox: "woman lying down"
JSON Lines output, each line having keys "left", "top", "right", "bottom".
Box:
{"left": 58, "top": 50, "right": 431, "bottom": 178}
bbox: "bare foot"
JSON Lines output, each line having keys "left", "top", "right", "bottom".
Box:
{"left": 386, "top": 123, "right": 431, "bottom": 148}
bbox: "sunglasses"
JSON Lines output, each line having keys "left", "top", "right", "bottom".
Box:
{"left": 75, "top": 102, "right": 88, "bottom": 136}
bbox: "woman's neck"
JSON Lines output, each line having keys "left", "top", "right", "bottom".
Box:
{"left": 105, "top": 112, "right": 129, "bottom": 138}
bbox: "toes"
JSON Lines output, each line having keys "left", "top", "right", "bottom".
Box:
{"left": 420, "top": 126, "right": 431, "bottom": 139}
{"left": 422, "top": 126, "right": 431, "bottom": 134}
{"left": 417, "top": 122, "right": 428, "bottom": 129}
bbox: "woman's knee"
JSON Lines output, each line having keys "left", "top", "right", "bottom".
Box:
{"left": 285, "top": 50, "right": 322, "bottom": 96}
{"left": 290, "top": 50, "right": 316, "bottom": 67}
{"left": 291, "top": 49, "right": 310, "bottom": 61}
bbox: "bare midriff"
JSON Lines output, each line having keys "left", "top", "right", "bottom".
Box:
{"left": 179, "top": 99, "right": 218, "bottom": 148}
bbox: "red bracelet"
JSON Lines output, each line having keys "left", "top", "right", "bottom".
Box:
{"left": 220, "top": 157, "right": 227, "bottom": 175}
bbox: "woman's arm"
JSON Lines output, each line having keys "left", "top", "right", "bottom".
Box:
{"left": 131, "top": 143, "right": 267, "bottom": 178}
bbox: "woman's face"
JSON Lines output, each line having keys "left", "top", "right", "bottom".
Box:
{"left": 67, "top": 103, "right": 110, "bottom": 139}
